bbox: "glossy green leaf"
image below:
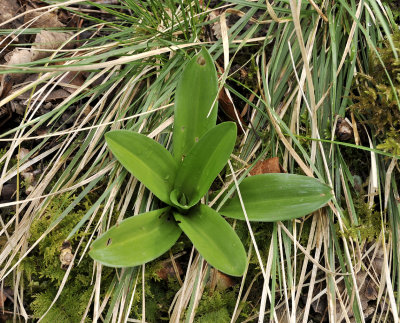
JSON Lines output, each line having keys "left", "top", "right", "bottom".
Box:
{"left": 173, "top": 48, "right": 218, "bottom": 162}
{"left": 173, "top": 205, "right": 246, "bottom": 277}
{"left": 89, "top": 208, "right": 181, "bottom": 267}
{"left": 220, "top": 174, "right": 333, "bottom": 221}
{"left": 105, "top": 130, "right": 177, "bottom": 204}
{"left": 172, "top": 122, "right": 237, "bottom": 208}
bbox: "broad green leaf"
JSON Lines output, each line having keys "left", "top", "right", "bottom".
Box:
{"left": 173, "top": 205, "right": 246, "bottom": 277}
{"left": 173, "top": 48, "right": 218, "bottom": 162}
{"left": 105, "top": 130, "right": 177, "bottom": 204}
{"left": 220, "top": 174, "right": 333, "bottom": 221}
{"left": 172, "top": 122, "right": 237, "bottom": 208}
{"left": 89, "top": 207, "right": 181, "bottom": 267}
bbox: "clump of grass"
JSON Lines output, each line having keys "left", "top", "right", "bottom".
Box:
{"left": 0, "top": 0, "right": 399, "bottom": 322}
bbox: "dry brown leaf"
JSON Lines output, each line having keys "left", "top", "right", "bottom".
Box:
{"left": 0, "top": 35, "right": 19, "bottom": 51}
{"left": 32, "top": 30, "right": 74, "bottom": 60}
{"left": 10, "top": 101, "right": 25, "bottom": 115}
{"left": 4, "top": 48, "right": 33, "bottom": 65}
{"left": 156, "top": 259, "right": 183, "bottom": 280}
{"left": 16, "top": 88, "right": 70, "bottom": 101}
{"left": 370, "top": 245, "right": 384, "bottom": 276}
{"left": 218, "top": 87, "right": 245, "bottom": 127}
{"left": 4, "top": 49, "right": 33, "bottom": 82}
{"left": 208, "top": 269, "right": 235, "bottom": 292}
{"left": 250, "top": 157, "right": 286, "bottom": 175}
{"left": 0, "top": 287, "right": 13, "bottom": 309}
{"left": 365, "top": 278, "right": 378, "bottom": 301}
{"left": 0, "top": 0, "right": 20, "bottom": 26}
{"left": 1, "top": 182, "right": 16, "bottom": 200}
{"left": 208, "top": 11, "right": 222, "bottom": 39}
{"left": 60, "top": 72, "right": 85, "bottom": 93}
{"left": 17, "top": 147, "right": 30, "bottom": 160}
{"left": 4, "top": 49, "right": 33, "bottom": 83}
{"left": 0, "top": 74, "right": 12, "bottom": 98}
{"left": 334, "top": 270, "right": 378, "bottom": 321}
{"left": 24, "top": 6, "right": 64, "bottom": 28}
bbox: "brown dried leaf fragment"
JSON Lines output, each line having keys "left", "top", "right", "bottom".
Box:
{"left": 156, "top": 259, "right": 183, "bottom": 280}
{"left": 60, "top": 72, "right": 85, "bottom": 93}
{"left": 250, "top": 157, "right": 286, "bottom": 175}
{"left": 32, "top": 30, "right": 74, "bottom": 60}
{"left": 0, "top": 0, "right": 20, "bottom": 27}
{"left": 4, "top": 49, "right": 33, "bottom": 82}
{"left": 16, "top": 88, "right": 71, "bottom": 101}
{"left": 218, "top": 87, "right": 245, "bottom": 127}
{"left": 0, "top": 287, "right": 13, "bottom": 309}
{"left": 24, "top": 6, "right": 64, "bottom": 28}
{"left": 208, "top": 268, "right": 235, "bottom": 292}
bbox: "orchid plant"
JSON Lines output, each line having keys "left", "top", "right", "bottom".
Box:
{"left": 89, "top": 48, "right": 332, "bottom": 276}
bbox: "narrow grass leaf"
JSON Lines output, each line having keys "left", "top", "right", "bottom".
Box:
{"left": 173, "top": 204, "right": 246, "bottom": 277}
{"left": 89, "top": 207, "right": 181, "bottom": 267}
{"left": 173, "top": 47, "right": 218, "bottom": 162}
{"left": 173, "top": 122, "right": 237, "bottom": 208}
{"left": 105, "top": 130, "right": 177, "bottom": 204}
{"left": 220, "top": 174, "right": 333, "bottom": 221}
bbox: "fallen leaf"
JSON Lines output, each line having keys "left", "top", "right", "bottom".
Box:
{"left": 365, "top": 278, "right": 378, "bottom": 301}
{"left": 18, "top": 148, "right": 30, "bottom": 160}
{"left": 370, "top": 244, "right": 384, "bottom": 276}
{"left": 208, "top": 11, "right": 222, "bottom": 39}
{"left": 0, "top": 287, "right": 13, "bottom": 309}
{"left": 24, "top": 6, "right": 64, "bottom": 28}
{"left": 208, "top": 269, "right": 235, "bottom": 291}
{"left": 4, "top": 48, "right": 33, "bottom": 65}
{"left": 32, "top": 30, "right": 74, "bottom": 60}
{"left": 59, "top": 72, "right": 85, "bottom": 94}
{"left": 10, "top": 101, "right": 24, "bottom": 115}
{"left": 156, "top": 259, "right": 183, "bottom": 280}
{"left": 218, "top": 87, "right": 245, "bottom": 127}
{"left": 16, "top": 88, "right": 71, "bottom": 101}
{"left": 1, "top": 182, "right": 16, "bottom": 200}
{"left": 0, "top": 74, "right": 12, "bottom": 98}
{"left": 4, "top": 49, "right": 34, "bottom": 82}
{"left": 250, "top": 157, "right": 285, "bottom": 175}
{"left": 0, "top": 0, "right": 20, "bottom": 27}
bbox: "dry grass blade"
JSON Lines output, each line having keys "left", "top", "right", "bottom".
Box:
{"left": 0, "top": 0, "right": 399, "bottom": 321}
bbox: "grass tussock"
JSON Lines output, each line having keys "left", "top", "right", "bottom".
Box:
{"left": 0, "top": 0, "right": 399, "bottom": 322}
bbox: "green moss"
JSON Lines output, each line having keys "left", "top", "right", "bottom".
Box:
{"left": 350, "top": 33, "right": 400, "bottom": 137}
{"left": 377, "top": 128, "right": 400, "bottom": 155}
{"left": 30, "top": 284, "right": 93, "bottom": 323}
{"left": 194, "top": 289, "right": 238, "bottom": 322}
{"left": 340, "top": 197, "right": 383, "bottom": 242}
{"left": 21, "top": 193, "right": 112, "bottom": 323}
